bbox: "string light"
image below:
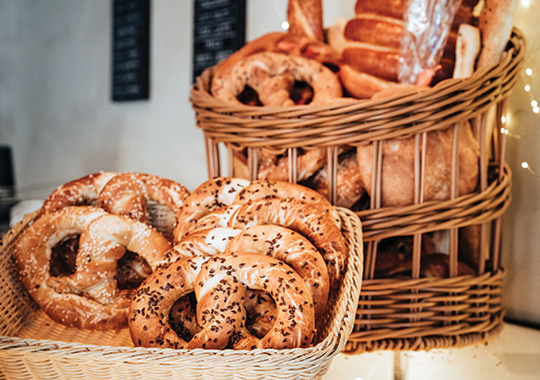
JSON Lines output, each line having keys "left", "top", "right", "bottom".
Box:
{"left": 522, "top": 162, "right": 540, "bottom": 177}
{"left": 521, "top": 0, "right": 530, "bottom": 6}
{"left": 525, "top": 85, "right": 531, "bottom": 91}
{"left": 281, "top": 21, "right": 289, "bottom": 30}
{"left": 501, "top": 127, "right": 521, "bottom": 139}
{"left": 526, "top": 68, "right": 533, "bottom": 76}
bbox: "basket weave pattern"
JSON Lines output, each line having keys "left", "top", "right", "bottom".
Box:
{"left": 190, "top": 29, "right": 526, "bottom": 353}
{"left": 0, "top": 208, "right": 363, "bottom": 380}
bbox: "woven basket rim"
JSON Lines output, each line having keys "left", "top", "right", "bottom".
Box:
{"left": 190, "top": 28, "right": 526, "bottom": 148}
{"left": 0, "top": 207, "right": 363, "bottom": 370}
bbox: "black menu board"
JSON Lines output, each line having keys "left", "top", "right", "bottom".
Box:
{"left": 112, "top": 0, "right": 150, "bottom": 101}
{"left": 192, "top": 0, "right": 246, "bottom": 82}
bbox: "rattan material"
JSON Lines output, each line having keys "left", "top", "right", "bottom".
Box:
{"left": 189, "top": 28, "right": 526, "bottom": 354}
{"left": 0, "top": 207, "right": 363, "bottom": 380}
{"left": 344, "top": 270, "right": 504, "bottom": 353}
{"left": 190, "top": 30, "right": 525, "bottom": 149}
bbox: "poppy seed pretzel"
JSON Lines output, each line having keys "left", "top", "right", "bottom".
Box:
{"left": 129, "top": 256, "right": 211, "bottom": 349}
{"left": 195, "top": 253, "right": 315, "bottom": 350}
{"left": 223, "top": 224, "right": 329, "bottom": 319}
{"left": 233, "top": 179, "right": 341, "bottom": 229}
{"left": 173, "top": 177, "right": 249, "bottom": 242}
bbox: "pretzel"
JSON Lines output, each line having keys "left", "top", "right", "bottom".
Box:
{"left": 212, "top": 51, "right": 342, "bottom": 107}
{"left": 58, "top": 213, "right": 173, "bottom": 307}
{"left": 197, "top": 253, "right": 315, "bottom": 349}
{"left": 13, "top": 206, "right": 130, "bottom": 330}
{"left": 40, "top": 172, "right": 117, "bottom": 215}
{"left": 173, "top": 177, "right": 249, "bottom": 242}
{"left": 98, "top": 172, "right": 190, "bottom": 236}
{"left": 256, "top": 148, "right": 327, "bottom": 183}
{"left": 130, "top": 256, "right": 208, "bottom": 348}
{"left": 189, "top": 198, "right": 346, "bottom": 289}
{"left": 223, "top": 224, "right": 329, "bottom": 319}
{"left": 160, "top": 230, "right": 280, "bottom": 339}
{"left": 130, "top": 252, "right": 315, "bottom": 350}
{"left": 233, "top": 179, "right": 341, "bottom": 228}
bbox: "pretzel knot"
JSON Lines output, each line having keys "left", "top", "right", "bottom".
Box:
{"left": 212, "top": 51, "right": 342, "bottom": 107}
{"left": 129, "top": 253, "right": 315, "bottom": 350}
{"left": 98, "top": 172, "right": 191, "bottom": 239}
{"left": 14, "top": 206, "right": 173, "bottom": 330}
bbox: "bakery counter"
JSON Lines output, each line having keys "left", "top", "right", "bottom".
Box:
{"left": 323, "top": 322, "right": 540, "bottom": 380}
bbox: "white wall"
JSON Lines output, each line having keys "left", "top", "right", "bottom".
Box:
{"left": 1, "top": 0, "right": 539, "bottom": 325}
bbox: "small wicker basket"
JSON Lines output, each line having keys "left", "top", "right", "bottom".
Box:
{"left": 190, "top": 28, "right": 526, "bottom": 353}
{"left": 0, "top": 207, "right": 363, "bottom": 380}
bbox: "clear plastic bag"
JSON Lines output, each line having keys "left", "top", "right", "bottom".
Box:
{"left": 399, "top": 0, "right": 462, "bottom": 84}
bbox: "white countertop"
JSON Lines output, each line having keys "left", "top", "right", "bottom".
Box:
{"left": 324, "top": 322, "right": 540, "bottom": 380}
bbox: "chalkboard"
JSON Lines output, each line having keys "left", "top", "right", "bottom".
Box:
{"left": 111, "top": 0, "right": 150, "bottom": 101}
{"left": 192, "top": 0, "right": 246, "bottom": 82}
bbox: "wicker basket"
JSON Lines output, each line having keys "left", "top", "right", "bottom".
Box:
{"left": 190, "top": 28, "right": 526, "bottom": 353}
{"left": 0, "top": 207, "right": 363, "bottom": 380}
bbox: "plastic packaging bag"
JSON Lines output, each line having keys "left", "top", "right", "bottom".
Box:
{"left": 399, "top": 0, "right": 462, "bottom": 84}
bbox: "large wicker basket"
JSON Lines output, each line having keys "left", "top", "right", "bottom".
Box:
{"left": 0, "top": 207, "right": 363, "bottom": 380}
{"left": 190, "top": 28, "right": 526, "bottom": 353}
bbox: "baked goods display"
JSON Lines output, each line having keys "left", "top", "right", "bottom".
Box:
{"left": 11, "top": 172, "right": 349, "bottom": 351}
{"left": 206, "top": 0, "right": 517, "bottom": 214}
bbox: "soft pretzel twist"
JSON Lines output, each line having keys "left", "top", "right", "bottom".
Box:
{"left": 129, "top": 256, "right": 210, "bottom": 349}
{"left": 13, "top": 206, "right": 131, "bottom": 330}
{"left": 40, "top": 172, "right": 117, "bottom": 215}
{"left": 233, "top": 179, "right": 341, "bottom": 228}
{"left": 196, "top": 253, "right": 315, "bottom": 350}
{"left": 223, "top": 224, "right": 329, "bottom": 319}
{"left": 174, "top": 177, "right": 249, "bottom": 242}
{"left": 188, "top": 198, "right": 346, "bottom": 289}
{"left": 58, "top": 214, "right": 173, "bottom": 306}
{"left": 212, "top": 51, "right": 342, "bottom": 107}
{"left": 98, "top": 172, "right": 190, "bottom": 225}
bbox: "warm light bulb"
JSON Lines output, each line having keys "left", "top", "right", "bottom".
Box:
{"left": 501, "top": 128, "right": 509, "bottom": 134}
{"left": 522, "top": 162, "right": 529, "bottom": 169}
{"left": 526, "top": 68, "right": 533, "bottom": 76}
{"left": 532, "top": 100, "right": 538, "bottom": 107}
{"left": 534, "top": 106, "right": 540, "bottom": 114}
{"left": 525, "top": 85, "right": 531, "bottom": 92}
{"left": 522, "top": 0, "right": 530, "bottom": 6}
{"left": 501, "top": 116, "right": 507, "bottom": 123}
{"left": 282, "top": 21, "right": 289, "bottom": 30}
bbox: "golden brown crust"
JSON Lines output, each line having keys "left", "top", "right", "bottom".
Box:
{"left": 211, "top": 51, "right": 342, "bottom": 107}
{"left": 58, "top": 214, "right": 172, "bottom": 306}
{"left": 229, "top": 198, "right": 347, "bottom": 289}
{"left": 343, "top": 15, "right": 404, "bottom": 49}
{"left": 98, "top": 172, "right": 190, "bottom": 225}
{"left": 196, "top": 253, "right": 315, "bottom": 350}
{"left": 356, "top": 121, "right": 480, "bottom": 207}
{"left": 173, "top": 177, "right": 249, "bottom": 242}
{"left": 223, "top": 224, "right": 329, "bottom": 319}
{"left": 338, "top": 64, "right": 401, "bottom": 99}
{"left": 354, "top": 0, "right": 408, "bottom": 19}
{"left": 129, "top": 256, "right": 209, "bottom": 349}
{"left": 40, "top": 172, "right": 117, "bottom": 215}
{"left": 287, "top": 0, "right": 324, "bottom": 41}
{"left": 233, "top": 179, "right": 341, "bottom": 228}
{"left": 13, "top": 206, "right": 132, "bottom": 330}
